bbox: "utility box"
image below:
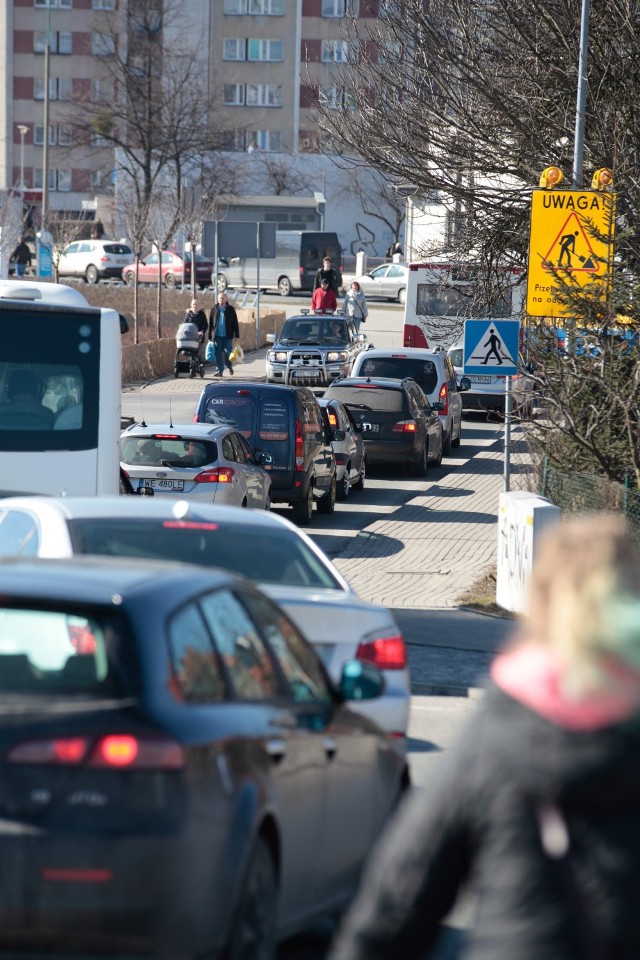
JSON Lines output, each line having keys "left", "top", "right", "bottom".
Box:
{"left": 496, "top": 492, "right": 561, "bottom": 614}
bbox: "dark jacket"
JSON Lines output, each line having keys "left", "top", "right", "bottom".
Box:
{"left": 313, "top": 266, "right": 340, "bottom": 297}
{"left": 11, "top": 241, "right": 31, "bottom": 265}
{"left": 208, "top": 303, "right": 240, "bottom": 341}
{"left": 329, "top": 685, "right": 640, "bottom": 960}
{"left": 185, "top": 309, "right": 208, "bottom": 336}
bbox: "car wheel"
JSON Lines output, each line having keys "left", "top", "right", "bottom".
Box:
{"left": 353, "top": 456, "right": 366, "bottom": 490}
{"left": 398, "top": 287, "right": 406, "bottom": 304}
{"left": 264, "top": 494, "right": 271, "bottom": 512}
{"left": 173, "top": 365, "right": 179, "bottom": 378}
{"left": 165, "top": 273, "right": 176, "bottom": 288}
{"left": 278, "top": 276, "right": 292, "bottom": 297}
{"left": 412, "top": 444, "right": 428, "bottom": 476}
{"left": 336, "top": 467, "right": 350, "bottom": 501}
{"left": 124, "top": 271, "right": 136, "bottom": 287}
{"left": 292, "top": 483, "right": 314, "bottom": 525}
{"left": 224, "top": 837, "right": 277, "bottom": 960}
{"left": 199, "top": 363, "right": 205, "bottom": 378}
{"left": 85, "top": 265, "right": 99, "bottom": 284}
{"left": 452, "top": 420, "right": 462, "bottom": 448}
{"left": 429, "top": 435, "right": 443, "bottom": 468}
{"left": 217, "top": 273, "right": 228, "bottom": 293}
{"left": 442, "top": 427, "right": 452, "bottom": 456}
{"left": 317, "top": 475, "right": 336, "bottom": 514}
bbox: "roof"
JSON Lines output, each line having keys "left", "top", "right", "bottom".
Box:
{"left": 120, "top": 422, "right": 234, "bottom": 440}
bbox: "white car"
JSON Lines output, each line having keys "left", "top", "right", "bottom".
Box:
{"left": 0, "top": 498, "right": 411, "bottom": 738}
{"left": 342, "top": 263, "right": 409, "bottom": 303}
{"left": 448, "top": 342, "right": 535, "bottom": 417}
{"left": 120, "top": 422, "right": 272, "bottom": 509}
{"left": 57, "top": 240, "right": 133, "bottom": 284}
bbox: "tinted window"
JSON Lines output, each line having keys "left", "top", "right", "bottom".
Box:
{"left": 120, "top": 436, "right": 217, "bottom": 467}
{"left": 168, "top": 603, "right": 226, "bottom": 702}
{"left": 326, "top": 385, "right": 405, "bottom": 413}
{"left": 0, "top": 509, "right": 39, "bottom": 556}
{"left": 357, "top": 357, "right": 439, "bottom": 394}
{"left": 102, "top": 244, "right": 132, "bottom": 255}
{"left": 68, "top": 519, "right": 343, "bottom": 589}
{"left": 300, "top": 233, "right": 341, "bottom": 270}
{"left": 204, "top": 394, "right": 254, "bottom": 438}
{"left": 200, "top": 590, "right": 279, "bottom": 701}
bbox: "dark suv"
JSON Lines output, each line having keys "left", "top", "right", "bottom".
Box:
{"left": 193, "top": 382, "right": 336, "bottom": 524}
{"left": 324, "top": 377, "right": 443, "bottom": 475}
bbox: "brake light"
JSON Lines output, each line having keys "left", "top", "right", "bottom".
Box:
{"left": 327, "top": 411, "right": 338, "bottom": 427}
{"left": 294, "top": 419, "right": 304, "bottom": 470}
{"left": 392, "top": 421, "right": 417, "bottom": 432}
{"left": 153, "top": 433, "right": 180, "bottom": 439}
{"left": 356, "top": 634, "right": 407, "bottom": 670}
{"left": 438, "top": 382, "right": 449, "bottom": 416}
{"left": 100, "top": 256, "right": 108, "bottom": 263}
{"left": 41, "top": 868, "right": 113, "bottom": 883}
{"left": 7, "top": 736, "right": 185, "bottom": 769}
{"left": 194, "top": 468, "right": 234, "bottom": 483}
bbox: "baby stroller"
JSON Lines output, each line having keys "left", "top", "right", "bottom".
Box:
{"left": 174, "top": 322, "right": 205, "bottom": 379}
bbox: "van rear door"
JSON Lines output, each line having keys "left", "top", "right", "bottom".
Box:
{"left": 300, "top": 233, "right": 342, "bottom": 290}
{"left": 255, "top": 395, "right": 294, "bottom": 491}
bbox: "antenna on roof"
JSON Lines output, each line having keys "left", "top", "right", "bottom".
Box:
{"left": 169, "top": 398, "right": 173, "bottom": 429}
{"left": 139, "top": 395, "right": 147, "bottom": 428}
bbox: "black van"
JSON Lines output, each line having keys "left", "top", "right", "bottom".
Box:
{"left": 218, "top": 231, "right": 342, "bottom": 297}
{"left": 193, "top": 383, "right": 336, "bottom": 524}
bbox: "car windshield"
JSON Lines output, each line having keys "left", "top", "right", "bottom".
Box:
{"left": 120, "top": 437, "right": 218, "bottom": 468}
{"left": 280, "top": 318, "right": 348, "bottom": 343}
{"left": 326, "top": 385, "right": 405, "bottom": 412}
{"left": 68, "top": 519, "right": 343, "bottom": 590}
{"left": 357, "top": 357, "right": 439, "bottom": 394}
{"left": 449, "top": 348, "right": 464, "bottom": 367}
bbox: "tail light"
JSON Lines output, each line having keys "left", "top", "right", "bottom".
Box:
{"left": 7, "top": 735, "right": 184, "bottom": 769}
{"left": 192, "top": 412, "right": 200, "bottom": 422}
{"left": 327, "top": 410, "right": 338, "bottom": 427}
{"left": 194, "top": 468, "right": 234, "bottom": 483}
{"left": 392, "top": 420, "right": 417, "bottom": 432}
{"left": 438, "top": 382, "right": 449, "bottom": 416}
{"left": 294, "top": 419, "right": 304, "bottom": 470}
{"left": 356, "top": 633, "right": 407, "bottom": 670}
{"left": 100, "top": 256, "right": 108, "bottom": 263}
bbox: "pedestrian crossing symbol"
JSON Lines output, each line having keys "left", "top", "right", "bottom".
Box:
{"left": 463, "top": 319, "right": 520, "bottom": 376}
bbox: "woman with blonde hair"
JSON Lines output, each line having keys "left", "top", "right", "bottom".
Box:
{"left": 329, "top": 513, "right": 640, "bottom": 960}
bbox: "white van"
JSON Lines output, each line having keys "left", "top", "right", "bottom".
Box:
{"left": 218, "top": 230, "right": 342, "bottom": 297}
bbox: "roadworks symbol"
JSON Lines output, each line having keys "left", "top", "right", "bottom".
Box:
{"left": 467, "top": 323, "right": 516, "bottom": 368}
{"left": 541, "top": 212, "right": 601, "bottom": 274}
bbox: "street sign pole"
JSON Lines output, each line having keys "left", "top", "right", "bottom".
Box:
{"left": 504, "top": 376, "right": 512, "bottom": 492}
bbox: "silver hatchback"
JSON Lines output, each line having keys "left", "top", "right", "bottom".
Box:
{"left": 120, "top": 422, "right": 272, "bottom": 508}
{"left": 318, "top": 397, "right": 366, "bottom": 499}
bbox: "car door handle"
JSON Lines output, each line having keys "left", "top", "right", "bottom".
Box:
{"left": 323, "top": 736, "right": 338, "bottom": 761}
{"left": 266, "top": 738, "right": 287, "bottom": 763}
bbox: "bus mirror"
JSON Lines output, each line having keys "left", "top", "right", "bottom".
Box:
{"left": 119, "top": 314, "right": 129, "bottom": 335}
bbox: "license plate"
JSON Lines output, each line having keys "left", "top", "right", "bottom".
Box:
{"left": 294, "top": 369, "right": 321, "bottom": 377}
{"left": 361, "top": 423, "right": 380, "bottom": 433}
{"left": 142, "top": 479, "right": 184, "bottom": 491}
{"left": 469, "top": 375, "right": 493, "bottom": 383}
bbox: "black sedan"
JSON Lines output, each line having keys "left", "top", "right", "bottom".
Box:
{"left": 0, "top": 558, "right": 408, "bottom": 959}
{"left": 324, "top": 376, "right": 443, "bottom": 475}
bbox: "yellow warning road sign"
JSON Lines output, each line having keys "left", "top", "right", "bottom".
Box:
{"left": 527, "top": 189, "right": 616, "bottom": 318}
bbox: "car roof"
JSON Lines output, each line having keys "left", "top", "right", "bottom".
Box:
{"left": 328, "top": 377, "right": 411, "bottom": 390}
{"left": 120, "top": 422, "right": 234, "bottom": 440}
{"left": 357, "top": 347, "right": 445, "bottom": 361}
{"left": 199, "top": 382, "right": 302, "bottom": 397}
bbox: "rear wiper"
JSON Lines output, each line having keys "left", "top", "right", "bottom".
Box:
{"left": 344, "top": 403, "right": 372, "bottom": 410}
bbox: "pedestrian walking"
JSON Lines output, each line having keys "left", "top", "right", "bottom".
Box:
{"left": 10, "top": 237, "right": 32, "bottom": 277}
{"left": 343, "top": 280, "right": 368, "bottom": 332}
{"left": 328, "top": 512, "right": 640, "bottom": 960}
{"left": 313, "top": 257, "right": 341, "bottom": 297}
{"left": 208, "top": 293, "right": 240, "bottom": 377}
{"left": 311, "top": 278, "right": 337, "bottom": 315}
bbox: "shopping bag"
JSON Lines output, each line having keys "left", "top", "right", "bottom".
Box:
{"left": 229, "top": 343, "right": 244, "bottom": 364}
{"left": 205, "top": 341, "right": 215, "bottom": 362}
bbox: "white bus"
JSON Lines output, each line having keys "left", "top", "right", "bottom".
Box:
{"left": 0, "top": 281, "right": 121, "bottom": 496}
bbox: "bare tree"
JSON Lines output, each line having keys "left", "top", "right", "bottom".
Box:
{"left": 115, "top": 189, "right": 152, "bottom": 342}
{"left": 45, "top": 213, "right": 87, "bottom": 283}
{"left": 0, "top": 191, "right": 24, "bottom": 277}
{"left": 334, "top": 166, "right": 405, "bottom": 252}
{"left": 251, "top": 153, "right": 316, "bottom": 196}
{"left": 145, "top": 191, "right": 183, "bottom": 339}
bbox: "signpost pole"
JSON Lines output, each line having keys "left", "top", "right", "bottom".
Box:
{"left": 504, "top": 376, "right": 512, "bottom": 492}
{"left": 256, "top": 222, "right": 261, "bottom": 351}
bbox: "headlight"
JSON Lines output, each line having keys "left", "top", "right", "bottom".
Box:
{"left": 268, "top": 351, "right": 288, "bottom": 362}
{"left": 327, "top": 351, "right": 349, "bottom": 362}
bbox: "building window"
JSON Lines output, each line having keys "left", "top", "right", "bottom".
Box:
{"left": 247, "top": 39, "right": 283, "bottom": 61}
{"left": 33, "top": 169, "right": 58, "bottom": 190}
{"left": 254, "top": 130, "right": 282, "bottom": 151}
{"left": 57, "top": 125, "right": 72, "bottom": 146}
{"left": 90, "top": 131, "right": 109, "bottom": 146}
{"left": 248, "top": 0, "right": 285, "bottom": 13}
{"left": 220, "top": 129, "right": 246, "bottom": 151}
{"left": 223, "top": 84, "right": 245, "bottom": 105}
{"left": 34, "top": 124, "right": 57, "bottom": 145}
{"left": 224, "top": 0, "right": 247, "bottom": 11}
{"left": 58, "top": 78, "right": 72, "bottom": 101}
{"left": 223, "top": 38, "right": 246, "bottom": 60}
{"left": 321, "top": 39, "right": 352, "bottom": 62}
{"left": 92, "top": 32, "right": 116, "bottom": 55}
{"left": 91, "top": 78, "right": 114, "bottom": 102}
{"left": 93, "top": 0, "right": 115, "bottom": 8}
{"left": 57, "top": 170, "right": 71, "bottom": 191}
{"left": 319, "top": 85, "right": 340, "bottom": 109}
{"left": 35, "top": 0, "right": 72, "bottom": 7}
{"left": 34, "top": 78, "right": 60, "bottom": 100}
{"left": 246, "top": 84, "right": 283, "bottom": 106}
{"left": 58, "top": 32, "right": 73, "bottom": 54}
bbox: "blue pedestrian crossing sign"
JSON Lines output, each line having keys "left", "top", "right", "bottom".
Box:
{"left": 463, "top": 319, "right": 521, "bottom": 376}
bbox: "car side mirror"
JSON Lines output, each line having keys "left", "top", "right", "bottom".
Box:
{"left": 458, "top": 376, "right": 471, "bottom": 392}
{"left": 339, "top": 660, "right": 385, "bottom": 701}
{"left": 266, "top": 333, "right": 276, "bottom": 344}
{"left": 431, "top": 401, "right": 445, "bottom": 412}
{"left": 355, "top": 333, "right": 366, "bottom": 341}
{"left": 258, "top": 452, "right": 273, "bottom": 466}
{"left": 332, "top": 429, "right": 346, "bottom": 442}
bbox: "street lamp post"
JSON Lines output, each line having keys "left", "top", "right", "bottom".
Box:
{"left": 18, "top": 125, "right": 28, "bottom": 224}
{"left": 41, "top": 2, "right": 52, "bottom": 227}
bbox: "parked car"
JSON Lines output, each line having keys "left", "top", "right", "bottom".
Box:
{"left": 193, "top": 382, "right": 336, "bottom": 525}
{"left": 56, "top": 240, "right": 133, "bottom": 284}
{"left": 120, "top": 422, "right": 272, "bottom": 509}
{"left": 122, "top": 251, "right": 214, "bottom": 289}
{"left": 324, "top": 376, "right": 443, "bottom": 474}
{"left": 0, "top": 498, "right": 412, "bottom": 737}
{"left": 351, "top": 347, "right": 471, "bottom": 454}
{"left": 342, "top": 263, "right": 409, "bottom": 303}
{"left": 448, "top": 341, "right": 535, "bottom": 416}
{"left": 266, "top": 313, "right": 371, "bottom": 387}
{"left": 318, "top": 397, "right": 366, "bottom": 499}
{"left": 0, "top": 556, "right": 408, "bottom": 958}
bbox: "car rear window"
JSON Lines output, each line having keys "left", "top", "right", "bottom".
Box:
{"left": 0, "top": 608, "right": 122, "bottom": 696}
{"left": 203, "top": 395, "right": 254, "bottom": 438}
{"left": 326, "top": 385, "right": 405, "bottom": 413}
{"left": 120, "top": 436, "right": 217, "bottom": 467}
{"left": 102, "top": 244, "right": 132, "bottom": 255}
{"left": 68, "top": 519, "right": 343, "bottom": 590}
{"left": 357, "top": 357, "right": 439, "bottom": 394}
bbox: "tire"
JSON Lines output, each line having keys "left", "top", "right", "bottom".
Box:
{"left": 292, "top": 483, "right": 314, "bottom": 525}
{"left": 353, "top": 456, "right": 366, "bottom": 490}
{"left": 442, "top": 427, "right": 452, "bottom": 456}
{"left": 85, "top": 265, "right": 99, "bottom": 284}
{"left": 224, "top": 837, "right": 277, "bottom": 960}
{"left": 199, "top": 363, "right": 205, "bottom": 378}
{"left": 336, "top": 467, "right": 350, "bottom": 500}
{"left": 217, "top": 273, "right": 228, "bottom": 293}
{"left": 165, "top": 273, "right": 176, "bottom": 288}
{"left": 278, "top": 276, "right": 292, "bottom": 297}
{"left": 452, "top": 420, "right": 462, "bottom": 448}
{"left": 411, "top": 444, "right": 428, "bottom": 476}
{"left": 173, "top": 365, "right": 179, "bottom": 378}
{"left": 398, "top": 287, "right": 407, "bottom": 304}
{"left": 429, "top": 435, "right": 443, "bottom": 468}
{"left": 317, "top": 475, "right": 337, "bottom": 514}
{"left": 124, "top": 271, "right": 135, "bottom": 287}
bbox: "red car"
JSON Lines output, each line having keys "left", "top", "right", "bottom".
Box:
{"left": 122, "top": 251, "right": 214, "bottom": 289}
